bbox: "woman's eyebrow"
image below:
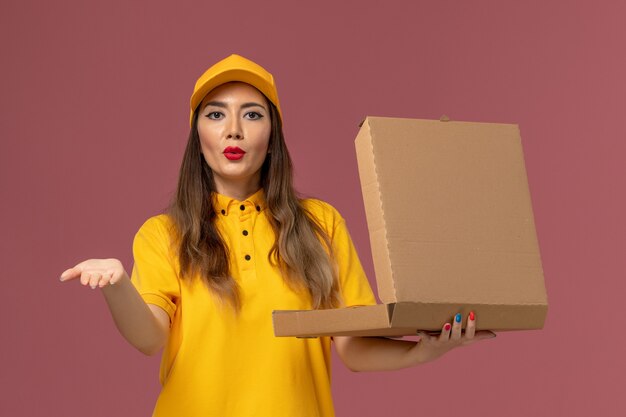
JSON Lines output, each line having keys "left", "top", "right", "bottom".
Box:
{"left": 203, "top": 101, "right": 267, "bottom": 111}
{"left": 241, "top": 102, "right": 267, "bottom": 111}
{"left": 203, "top": 101, "right": 227, "bottom": 109}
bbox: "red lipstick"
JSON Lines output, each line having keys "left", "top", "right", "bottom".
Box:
{"left": 223, "top": 146, "right": 245, "bottom": 161}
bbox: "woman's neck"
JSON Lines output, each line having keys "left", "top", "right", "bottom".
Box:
{"left": 214, "top": 178, "right": 262, "bottom": 202}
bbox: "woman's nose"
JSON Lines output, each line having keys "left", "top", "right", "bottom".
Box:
{"left": 226, "top": 118, "right": 243, "bottom": 140}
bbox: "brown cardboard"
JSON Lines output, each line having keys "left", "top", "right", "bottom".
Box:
{"left": 273, "top": 116, "right": 548, "bottom": 337}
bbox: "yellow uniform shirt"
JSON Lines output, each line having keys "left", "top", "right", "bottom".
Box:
{"left": 131, "top": 189, "right": 377, "bottom": 417}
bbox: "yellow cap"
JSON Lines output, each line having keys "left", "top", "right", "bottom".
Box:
{"left": 189, "top": 54, "right": 282, "bottom": 126}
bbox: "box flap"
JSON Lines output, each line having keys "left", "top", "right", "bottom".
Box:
{"left": 354, "top": 120, "right": 396, "bottom": 302}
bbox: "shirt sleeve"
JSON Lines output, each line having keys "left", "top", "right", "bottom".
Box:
{"left": 330, "top": 213, "right": 378, "bottom": 308}
{"left": 130, "top": 215, "right": 180, "bottom": 321}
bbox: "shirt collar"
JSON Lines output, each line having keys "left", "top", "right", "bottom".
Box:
{"left": 213, "top": 188, "right": 266, "bottom": 216}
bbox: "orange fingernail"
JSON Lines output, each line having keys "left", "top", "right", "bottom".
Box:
{"left": 469, "top": 311, "right": 475, "bottom": 321}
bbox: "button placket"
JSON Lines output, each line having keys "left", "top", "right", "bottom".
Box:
{"left": 239, "top": 202, "right": 256, "bottom": 271}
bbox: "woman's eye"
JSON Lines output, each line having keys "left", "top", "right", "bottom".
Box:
{"left": 206, "top": 111, "right": 222, "bottom": 120}
{"left": 245, "top": 112, "right": 263, "bottom": 120}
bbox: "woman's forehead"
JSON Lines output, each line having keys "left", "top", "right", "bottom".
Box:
{"left": 200, "top": 81, "right": 267, "bottom": 107}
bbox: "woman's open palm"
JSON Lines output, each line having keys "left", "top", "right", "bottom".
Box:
{"left": 59, "top": 258, "right": 127, "bottom": 289}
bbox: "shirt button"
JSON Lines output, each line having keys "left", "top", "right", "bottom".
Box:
{"left": 256, "top": 205, "right": 261, "bottom": 212}
{"left": 242, "top": 230, "right": 249, "bottom": 236}
{"left": 221, "top": 209, "right": 226, "bottom": 215}
{"left": 244, "top": 254, "right": 251, "bottom": 261}
{"left": 240, "top": 204, "right": 245, "bottom": 211}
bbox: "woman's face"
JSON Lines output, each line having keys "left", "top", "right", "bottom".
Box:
{"left": 197, "top": 82, "right": 271, "bottom": 196}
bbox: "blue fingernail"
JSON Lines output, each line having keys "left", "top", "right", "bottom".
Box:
{"left": 455, "top": 313, "right": 462, "bottom": 323}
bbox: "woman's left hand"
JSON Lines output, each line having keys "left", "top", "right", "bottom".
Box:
{"left": 410, "top": 312, "right": 496, "bottom": 365}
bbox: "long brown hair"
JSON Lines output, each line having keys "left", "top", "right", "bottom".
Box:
{"left": 166, "top": 100, "right": 341, "bottom": 312}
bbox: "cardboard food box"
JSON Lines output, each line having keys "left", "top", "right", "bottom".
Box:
{"left": 273, "top": 116, "right": 548, "bottom": 337}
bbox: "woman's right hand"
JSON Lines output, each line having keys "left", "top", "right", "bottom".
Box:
{"left": 60, "top": 258, "right": 169, "bottom": 354}
{"left": 59, "top": 258, "right": 128, "bottom": 289}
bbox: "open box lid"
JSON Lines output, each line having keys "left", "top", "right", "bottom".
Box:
{"left": 273, "top": 116, "right": 548, "bottom": 337}
{"left": 356, "top": 116, "right": 547, "bottom": 306}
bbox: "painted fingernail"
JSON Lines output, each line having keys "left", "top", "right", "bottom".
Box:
{"left": 444, "top": 323, "right": 451, "bottom": 331}
{"left": 469, "top": 311, "right": 475, "bottom": 321}
{"left": 455, "top": 313, "right": 462, "bottom": 323}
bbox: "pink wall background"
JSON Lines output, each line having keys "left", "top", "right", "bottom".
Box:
{"left": 2, "top": 0, "right": 624, "bottom": 415}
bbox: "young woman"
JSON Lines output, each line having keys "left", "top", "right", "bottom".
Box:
{"left": 60, "top": 54, "right": 496, "bottom": 416}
